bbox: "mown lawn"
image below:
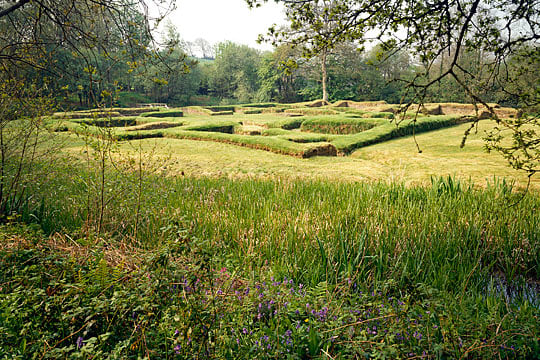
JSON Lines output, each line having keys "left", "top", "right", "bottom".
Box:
{"left": 56, "top": 119, "right": 540, "bottom": 189}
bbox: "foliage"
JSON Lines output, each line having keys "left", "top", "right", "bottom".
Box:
{"left": 248, "top": 0, "right": 540, "bottom": 177}
{"left": 0, "top": 78, "right": 61, "bottom": 219}
{"left": 207, "top": 42, "right": 263, "bottom": 103}
{"left": 0, "top": 221, "right": 538, "bottom": 358}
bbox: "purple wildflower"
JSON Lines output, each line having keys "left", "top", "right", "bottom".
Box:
{"left": 76, "top": 336, "right": 84, "bottom": 349}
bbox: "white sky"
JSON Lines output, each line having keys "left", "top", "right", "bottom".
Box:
{"left": 169, "top": 0, "right": 286, "bottom": 52}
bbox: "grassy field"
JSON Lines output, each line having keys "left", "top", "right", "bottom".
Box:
{"left": 48, "top": 100, "right": 537, "bottom": 189}
{"left": 1, "top": 101, "right": 538, "bottom": 358}
{"left": 56, "top": 120, "right": 539, "bottom": 189}
{"left": 49, "top": 101, "right": 480, "bottom": 158}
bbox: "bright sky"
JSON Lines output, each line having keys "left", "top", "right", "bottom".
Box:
{"left": 170, "top": 0, "right": 286, "bottom": 52}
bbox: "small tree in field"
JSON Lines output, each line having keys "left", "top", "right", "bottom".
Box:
{"left": 0, "top": 0, "right": 176, "bottom": 220}
{"left": 0, "top": 77, "right": 58, "bottom": 218}
{"left": 260, "top": 0, "right": 347, "bottom": 102}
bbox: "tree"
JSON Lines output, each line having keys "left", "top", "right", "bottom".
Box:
{"left": 135, "top": 22, "right": 201, "bottom": 105}
{"left": 194, "top": 38, "right": 215, "bottom": 60}
{"left": 248, "top": 0, "right": 540, "bottom": 179}
{"left": 209, "top": 42, "right": 262, "bottom": 103}
{"left": 258, "top": 0, "right": 347, "bottom": 102}
{"left": 0, "top": 0, "right": 175, "bottom": 219}
{"left": 257, "top": 45, "right": 308, "bottom": 102}
{"left": 0, "top": 0, "right": 176, "bottom": 107}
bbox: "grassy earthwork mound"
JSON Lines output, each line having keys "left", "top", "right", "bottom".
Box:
{"left": 48, "top": 100, "right": 518, "bottom": 158}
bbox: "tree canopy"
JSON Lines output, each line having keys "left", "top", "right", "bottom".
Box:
{"left": 248, "top": 0, "right": 540, "bottom": 178}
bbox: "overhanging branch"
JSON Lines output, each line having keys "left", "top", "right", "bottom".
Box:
{"left": 0, "top": 0, "right": 31, "bottom": 18}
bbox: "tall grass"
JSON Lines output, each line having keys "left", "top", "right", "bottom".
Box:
{"left": 21, "top": 164, "right": 539, "bottom": 299}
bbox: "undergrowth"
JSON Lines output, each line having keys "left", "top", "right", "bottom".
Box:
{"left": 0, "top": 223, "right": 537, "bottom": 359}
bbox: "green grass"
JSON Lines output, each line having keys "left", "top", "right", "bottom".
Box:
{"left": 237, "top": 102, "right": 278, "bottom": 108}
{"left": 17, "top": 157, "right": 540, "bottom": 289}
{"left": 284, "top": 107, "right": 339, "bottom": 116}
{"left": 2, "top": 105, "right": 540, "bottom": 358}
{"left": 301, "top": 116, "right": 387, "bottom": 134}
{"left": 333, "top": 115, "right": 465, "bottom": 153}
{"left": 115, "top": 91, "right": 153, "bottom": 107}
{"left": 52, "top": 118, "right": 538, "bottom": 190}
{"left": 2, "top": 222, "right": 537, "bottom": 358}
{"left": 204, "top": 105, "right": 236, "bottom": 112}
{"left": 51, "top": 104, "right": 476, "bottom": 160}
{"left": 140, "top": 109, "right": 184, "bottom": 117}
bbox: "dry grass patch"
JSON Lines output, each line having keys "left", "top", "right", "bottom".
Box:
{"left": 307, "top": 99, "right": 331, "bottom": 107}
{"left": 0, "top": 226, "right": 143, "bottom": 271}
{"left": 235, "top": 124, "right": 265, "bottom": 135}
{"left": 424, "top": 103, "right": 519, "bottom": 119}
{"left": 303, "top": 143, "right": 338, "bottom": 157}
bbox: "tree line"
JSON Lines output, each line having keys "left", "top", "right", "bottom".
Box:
{"left": 1, "top": 1, "right": 536, "bottom": 111}
{"left": 0, "top": 0, "right": 538, "bottom": 180}
{"left": 51, "top": 24, "right": 539, "bottom": 109}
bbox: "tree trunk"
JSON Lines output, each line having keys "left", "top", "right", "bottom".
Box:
{"left": 321, "top": 50, "right": 328, "bottom": 102}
